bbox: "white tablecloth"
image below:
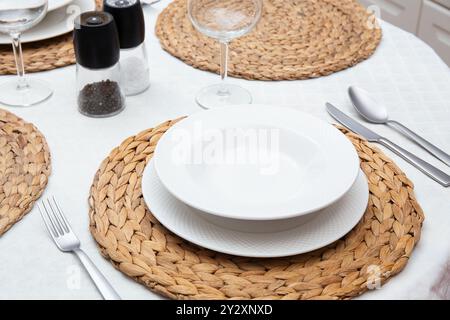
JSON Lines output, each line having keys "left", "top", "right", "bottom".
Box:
{"left": 1, "top": 1, "right": 449, "bottom": 300}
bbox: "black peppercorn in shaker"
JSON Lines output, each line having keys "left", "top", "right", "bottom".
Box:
{"left": 73, "top": 11, "right": 125, "bottom": 117}
{"left": 103, "top": 0, "right": 150, "bottom": 96}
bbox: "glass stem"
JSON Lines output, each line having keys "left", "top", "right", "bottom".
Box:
{"left": 218, "top": 40, "right": 229, "bottom": 96}
{"left": 11, "top": 32, "right": 28, "bottom": 90}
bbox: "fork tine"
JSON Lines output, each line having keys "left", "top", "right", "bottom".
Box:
{"left": 48, "top": 197, "right": 70, "bottom": 233}
{"left": 42, "top": 199, "right": 64, "bottom": 236}
{"left": 38, "top": 202, "right": 59, "bottom": 237}
{"left": 52, "top": 196, "right": 72, "bottom": 232}
{"left": 45, "top": 198, "right": 66, "bottom": 235}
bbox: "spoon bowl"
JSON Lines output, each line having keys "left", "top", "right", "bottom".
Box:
{"left": 348, "top": 86, "right": 388, "bottom": 124}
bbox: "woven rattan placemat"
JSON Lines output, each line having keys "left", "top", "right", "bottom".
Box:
{"left": 0, "top": 0, "right": 101, "bottom": 75}
{"left": 0, "top": 109, "right": 51, "bottom": 236}
{"left": 88, "top": 119, "right": 424, "bottom": 300}
{"left": 156, "top": 0, "right": 382, "bottom": 80}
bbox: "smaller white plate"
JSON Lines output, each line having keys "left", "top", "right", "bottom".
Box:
{"left": 142, "top": 161, "right": 369, "bottom": 258}
{"left": 0, "top": 0, "right": 94, "bottom": 44}
{"left": 154, "top": 105, "right": 360, "bottom": 221}
{"left": 49, "top": 0, "right": 74, "bottom": 12}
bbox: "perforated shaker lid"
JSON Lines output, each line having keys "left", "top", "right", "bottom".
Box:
{"left": 103, "top": 0, "right": 146, "bottom": 49}
{"left": 73, "top": 11, "right": 120, "bottom": 69}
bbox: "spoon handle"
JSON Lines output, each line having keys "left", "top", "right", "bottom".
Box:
{"left": 378, "top": 138, "right": 450, "bottom": 187}
{"left": 387, "top": 120, "right": 450, "bottom": 167}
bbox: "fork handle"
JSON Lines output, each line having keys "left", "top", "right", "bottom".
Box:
{"left": 74, "top": 249, "right": 121, "bottom": 300}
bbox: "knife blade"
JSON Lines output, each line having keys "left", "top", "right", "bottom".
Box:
{"left": 326, "top": 102, "right": 381, "bottom": 141}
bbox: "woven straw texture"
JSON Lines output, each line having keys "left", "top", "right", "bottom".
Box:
{"left": 155, "top": 0, "right": 383, "bottom": 81}
{"left": 0, "top": 0, "right": 101, "bottom": 75}
{"left": 0, "top": 109, "right": 51, "bottom": 236}
{"left": 88, "top": 119, "right": 424, "bottom": 300}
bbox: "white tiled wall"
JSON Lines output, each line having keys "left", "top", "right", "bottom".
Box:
{"left": 359, "top": 0, "right": 450, "bottom": 66}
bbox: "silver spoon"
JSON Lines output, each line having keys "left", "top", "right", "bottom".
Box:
{"left": 349, "top": 86, "right": 450, "bottom": 167}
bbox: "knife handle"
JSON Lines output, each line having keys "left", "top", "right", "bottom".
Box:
{"left": 379, "top": 138, "right": 450, "bottom": 187}
{"left": 387, "top": 120, "right": 450, "bottom": 167}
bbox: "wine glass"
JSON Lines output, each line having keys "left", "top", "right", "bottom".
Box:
{"left": 188, "top": 0, "right": 262, "bottom": 109}
{"left": 0, "top": 0, "right": 53, "bottom": 107}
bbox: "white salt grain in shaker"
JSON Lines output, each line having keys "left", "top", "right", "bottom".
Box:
{"left": 120, "top": 49, "right": 150, "bottom": 95}
{"left": 103, "top": 0, "right": 150, "bottom": 96}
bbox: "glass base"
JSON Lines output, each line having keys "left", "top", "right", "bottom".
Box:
{"left": 0, "top": 79, "right": 53, "bottom": 107}
{"left": 195, "top": 83, "right": 252, "bottom": 109}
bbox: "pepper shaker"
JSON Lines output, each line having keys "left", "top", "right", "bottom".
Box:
{"left": 73, "top": 12, "right": 125, "bottom": 118}
{"left": 104, "top": 0, "right": 150, "bottom": 96}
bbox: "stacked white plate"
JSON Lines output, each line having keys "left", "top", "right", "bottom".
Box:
{"left": 142, "top": 105, "right": 369, "bottom": 258}
{"left": 0, "top": 0, "right": 95, "bottom": 44}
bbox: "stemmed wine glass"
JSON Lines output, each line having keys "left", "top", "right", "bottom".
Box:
{"left": 188, "top": 0, "right": 262, "bottom": 109}
{"left": 0, "top": 0, "right": 53, "bottom": 107}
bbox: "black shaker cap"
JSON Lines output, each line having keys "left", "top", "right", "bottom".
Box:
{"left": 103, "top": 0, "right": 145, "bottom": 49}
{"left": 73, "top": 11, "right": 120, "bottom": 69}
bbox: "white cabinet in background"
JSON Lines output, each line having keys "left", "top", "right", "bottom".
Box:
{"left": 358, "top": 0, "right": 450, "bottom": 67}
{"left": 418, "top": 0, "right": 450, "bottom": 65}
{"left": 358, "top": 0, "right": 423, "bottom": 33}
{"left": 432, "top": 0, "right": 450, "bottom": 10}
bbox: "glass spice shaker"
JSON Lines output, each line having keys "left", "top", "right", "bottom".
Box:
{"left": 73, "top": 11, "right": 125, "bottom": 118}
{"left": 103, "top": 0, "right": 150, "bottom": 96}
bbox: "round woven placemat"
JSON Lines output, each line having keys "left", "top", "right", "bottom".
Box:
{"left": 156, "top": 0, "right": 382, "bottom": 80}
{"left": 0, "top": 0, "right": 101, "bottom": 75}
{"left": 0, "top": 109, "right": 51, "bottom": 236}
{"left": 88, "top": 119, "right": 424, "bottom": 300}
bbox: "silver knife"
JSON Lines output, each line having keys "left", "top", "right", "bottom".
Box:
{"left": 326, "top": 102, "right": 450, "bottom": 187}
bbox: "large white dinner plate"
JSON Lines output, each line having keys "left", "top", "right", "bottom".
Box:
{"left": 154, "top": 105, "right": 360, "bottom": 221}
{"left": 49, "top": 0, "right": 74, "bottom": 12}
{"left": 0, "top": 0, "right": 94, "bottom": 44}
{"left": 142, "top": 161, "right": 369, "bottom": 258}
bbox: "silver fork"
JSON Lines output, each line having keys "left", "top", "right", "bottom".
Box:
{"left": 39, "top": 196, "right": 121, "bottom": 300}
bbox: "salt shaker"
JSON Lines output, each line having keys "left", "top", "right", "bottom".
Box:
{"left": 73, "top": 12, "right": 125, "bottom": 117}
{"left": 104, "top": 0, "right": 150, "bottom": 96}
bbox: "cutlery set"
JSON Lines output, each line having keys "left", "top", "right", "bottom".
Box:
{"left": 349, "top": 86, "right": 450, "bottom": 167}
{"left": 327, "top": 87, "right": 450, "bottom": 187}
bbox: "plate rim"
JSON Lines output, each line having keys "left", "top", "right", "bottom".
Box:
{"left": 48, "top": 0, "right": 74, "bottom": 12}
{"left": 0, "top": 0, "right": 94, "bottom": 44}
{"left": 142, "top": 160, "right": 369, "bottom": 258}
{"left": 154, "top": 104, "right": 360, "bottom": 221}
